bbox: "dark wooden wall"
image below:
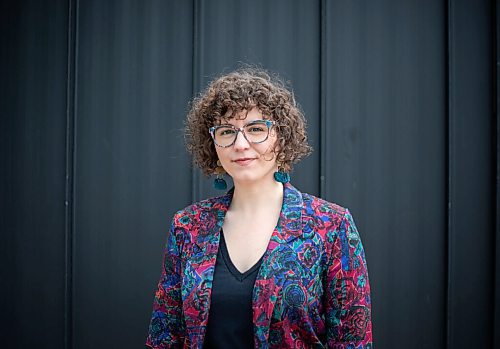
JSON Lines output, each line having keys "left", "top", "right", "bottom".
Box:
{"left": 1, "top": 0, "right": 498, "bottom": 348}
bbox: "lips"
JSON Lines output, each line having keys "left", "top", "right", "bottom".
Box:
{"left": 233, "top": 157, "right": 256, "bottom": 165}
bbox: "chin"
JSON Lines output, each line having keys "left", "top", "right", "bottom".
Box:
{"left": 230, "top": 172, "right": 274, "bottom": 185}
{"left": 231, "top": 175, "right": 259, "bottom": 184}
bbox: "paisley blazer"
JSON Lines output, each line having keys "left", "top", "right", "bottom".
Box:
{"left": 146, "top": 183, "right": 372, "bottom": 348}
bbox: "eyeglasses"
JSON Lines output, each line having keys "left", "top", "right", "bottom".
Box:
{"left": 209, "top": 120, "right": 276, "bottom": 148}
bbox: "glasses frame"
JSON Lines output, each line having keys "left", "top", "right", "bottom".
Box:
{"left": 209, "top": 120, "right": 276, "bottom": 148}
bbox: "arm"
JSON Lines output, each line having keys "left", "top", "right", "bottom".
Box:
{"left": 325, "top": 209, "right": 373, "bottom": 348}
{"left": 146, "top": 214, "right": 186, "bottom": 348}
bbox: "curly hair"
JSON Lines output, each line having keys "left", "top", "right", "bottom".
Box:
{"left": 185, "top": 67, "right": 312, "bottom": 176}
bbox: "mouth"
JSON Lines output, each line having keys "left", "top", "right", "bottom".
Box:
{"left": 232, "top": 158, "right": 257, "bottom": 165}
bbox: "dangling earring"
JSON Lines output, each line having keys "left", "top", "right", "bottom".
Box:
{"left": 213, "top": 160, "right": 227, "bottom": 190}
{"left": 214, "top": 174, "right": 227, "bottom": 190}
{"left": 274, "top": 163, "right": 290, "bottom": 183}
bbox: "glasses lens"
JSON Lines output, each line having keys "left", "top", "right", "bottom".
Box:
{"left": 243, "top": 121, "right": 270, "bottom": 143}
{"left": 212, "top": 121, "right": 271, "bottom": 147}
{"left": 214, "top": 126, "right": 237, "bottom": 147}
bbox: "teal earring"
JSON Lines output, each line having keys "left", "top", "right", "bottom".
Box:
{"left": 214, "top": 174, "right": 227, "bottom": 190}
{"left": 274, "top": 163, "right": 290, "bottom": 183}
{"left": 213, "top": 160, "right": 227, "bottom": 190}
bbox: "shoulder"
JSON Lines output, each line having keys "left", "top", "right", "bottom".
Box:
{"left": 171, "top": 194, "right": 227, "bottom": 226}
{"left": 300, "top": 191, "right": 349, "bottom": 221}
{"left": 167, "top": 193, "right": 229, "bottom": 243}
{"left": 298, "top": 190, "right": 359, "bottom": 244}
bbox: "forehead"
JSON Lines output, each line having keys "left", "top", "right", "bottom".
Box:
{"left": 218, "top": 108, "right": 268, "bottom": 124}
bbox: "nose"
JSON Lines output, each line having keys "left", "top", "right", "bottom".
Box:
{"left": 233, "top": 129, "right": 250, "bottom": 150}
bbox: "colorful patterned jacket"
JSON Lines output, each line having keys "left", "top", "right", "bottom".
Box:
{"left": 146, "top": 182, "right": 372, "bottom": 348}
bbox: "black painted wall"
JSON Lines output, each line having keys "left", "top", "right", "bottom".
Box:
{"left": 1, "top": 0, "right": 498, "bottom": 348}
{"left": 1, "top": 1, "right": 69, "bottom": 347}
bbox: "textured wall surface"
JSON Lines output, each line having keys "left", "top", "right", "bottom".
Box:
{"left": 1, "top": 0, "right": 498, "bottom": 348}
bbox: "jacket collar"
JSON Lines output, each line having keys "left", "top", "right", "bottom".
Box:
{"left": 205, "top": 181, "right": 304, "bottom": 245}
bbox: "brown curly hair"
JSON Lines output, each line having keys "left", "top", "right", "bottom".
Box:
{"left": 185, "top": 67, "right": 312, "bottom": 176}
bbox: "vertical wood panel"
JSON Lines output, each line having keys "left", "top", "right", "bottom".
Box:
{"left": 193, "top": 0, "right": 321, "bottom": 200}
{"left": 447, "top": 0, "right": 494, "bottom": 347}
{"left": 73, "top": 0, "right": 193, "bottom": 347}
{"left": 495, "top": 1, "right": 500, "bottom": 346}
{"left": 324, "top": 1, "right": 446, "bottom": 347}
{"left": 64, "top": 1, "right": 78, "bottom": 348}
{"left": 0, "top": 0, "right": 69, "bottom": 348}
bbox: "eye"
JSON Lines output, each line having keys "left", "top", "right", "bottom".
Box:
{"left": 246, "top": 122, "right": 267, "bottom": 133}
{"left": 250, "top": 126, "right": 266, "bottom": 132}
{"left": 217, "top": 127, "right": 236, "bottom": 137}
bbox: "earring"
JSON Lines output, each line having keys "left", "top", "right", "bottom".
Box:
{"left": 274, "top": 163, "right": 290, "bottom": 183}
{"left": 214, "top": 174, "right": 227, "bottom": 190}
{"left": 213, "top": 160, "right": 227, "bottom": 190}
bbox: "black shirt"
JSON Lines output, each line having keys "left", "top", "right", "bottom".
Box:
{"left": 203, "top": 230, "right": 264, "bottom": 349}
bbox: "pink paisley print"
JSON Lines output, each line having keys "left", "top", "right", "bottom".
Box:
{"left": 146, "top": 183, "right": 372, "bottom": 348}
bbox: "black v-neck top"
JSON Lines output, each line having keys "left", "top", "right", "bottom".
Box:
{"left": 203, "top": 230, "right": 264, "bottom": 349}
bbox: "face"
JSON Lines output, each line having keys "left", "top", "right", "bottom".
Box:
{"left": 212, "top": 107, "right": 279, "bottom": 186}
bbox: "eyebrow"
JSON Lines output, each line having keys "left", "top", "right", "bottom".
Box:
{"left": 216, "top": 119, "right": 267, "bottom": 127}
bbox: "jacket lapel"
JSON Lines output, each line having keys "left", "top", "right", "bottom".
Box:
{"left": 182, "top": 193, "right": 231, "bottom": 346}
{"left": 252, "top": 183, "right": 304, "bottom": 347}
{"left": 183, "top": 183, "right": 304, "bottom": 347}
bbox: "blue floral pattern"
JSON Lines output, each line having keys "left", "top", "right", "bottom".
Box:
{"left": 146, "top": 183, "right": 372, "bottom": 348}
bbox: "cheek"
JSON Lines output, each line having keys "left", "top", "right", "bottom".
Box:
{"left": 256, "top": 144, "right": 279, "bottom": 165}
{"left": 214, "top": 147, "right": 221, "bottom": 159}
{"left": 213, "top": 148, "right": 222, "bottom": 164}
{"left": 264, "top": 134, "right": 280, "bottom": 154}
{"left": 215, "top": 147, "right": 230, "bottom": 165}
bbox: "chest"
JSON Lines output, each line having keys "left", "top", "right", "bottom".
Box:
{"left": 180, "top": 222, "right": 329, "bottom": 347}
{"left": 222, "top": 214, "right": 278, "bottom": 273}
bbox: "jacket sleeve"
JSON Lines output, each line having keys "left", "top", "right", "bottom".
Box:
{"left": 325, "top": 209, "right": 373, "bottom": 348}
{"left": 146, "top": 214, "right": 186, "bottom": 348}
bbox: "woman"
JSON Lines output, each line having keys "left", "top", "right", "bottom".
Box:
{"left": 146, "top": 68, "right": 372, "bottom": 348}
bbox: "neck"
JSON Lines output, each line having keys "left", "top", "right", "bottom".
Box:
{"left": 230, "top": 178, "right": 284, "bottom": 213}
